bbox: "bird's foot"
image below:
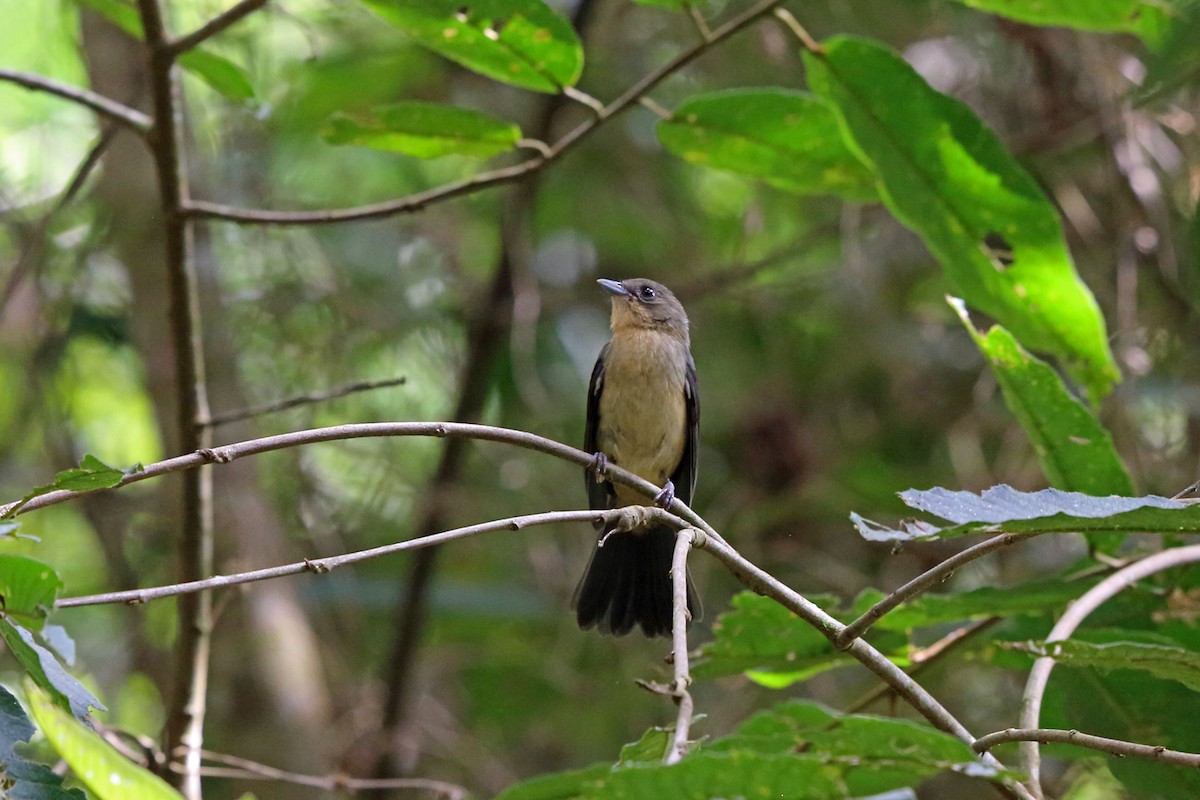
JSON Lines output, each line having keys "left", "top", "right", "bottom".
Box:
{"left": 588, "top": 452, "right": 609, "bottom": 484}
{"left": 653, "top": 479, "right": 676, "bottom": 509}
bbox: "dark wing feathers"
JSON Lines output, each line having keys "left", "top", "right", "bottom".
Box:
{"left": 669, "top": 355, "right": 700, "bottom": 506}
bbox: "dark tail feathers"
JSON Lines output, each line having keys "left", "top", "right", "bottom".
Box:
{"left": 573, "top": 525, "right": 700, "bottom": 638}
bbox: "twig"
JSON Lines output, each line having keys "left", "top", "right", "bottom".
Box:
{"left": 0, "top": 68, "right": 152, "bottom": 134}
{"left": 974, "top": 727, "right": 1200, "bottom": 769}
{"left": 665, "top": 528, "right": 699, "bottom": 765}
{"left": 771, "top": 8, "right": 823, "bottom": 54}
{"left": 836, "top": 533, "right": 1028, "bottom": 647}
{"left": 168, "top": 0, "right": 270, "bottom": 55}
{"left": 685, "top": 3, "right": 713, "bottom": 42}
{"left": 1018, "top": 544, "right": 1200, "bottom": 797}
{"left": 180, "top": 0, "right": 789, "bottom": 226}
{"left": 201, "top": 376, "right": 407, "bottom": 428}
{"left": 56, "top": 509, "right": 610, "bottom": 607}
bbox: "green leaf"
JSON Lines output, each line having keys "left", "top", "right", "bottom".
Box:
{"left": 361, "top": 0, "right": 583, "bottom": 93}
{"left": 851, "top": 485, "right": 1199, "bottom": 542}
{"left": 324, "top": 102, "right": 521, "bottom": 158}
{"left": 805, "top": 36, "right": 1119, "bottom": 401}
{"left": 657, "top": 89, "right": 878, "bottom": 200}
{"left": 24, "top": 680, "right": 183, "bottom": 800}
{"left": 0, "top": 684, "right": 87, "bottom": 799}
{"left": 693, "top": 593, "right": 905, "bottom": 687}
{"left": 953, "top": 299, "right": 1133, "bottom": 496}
{"left": 947, "top": 0, "right": 1169, "bottom": 45}
{"left": 0, "top": 555, "right": 64, "bottom": 630}
{"left": 0, "top": 619, "right": 103, "bottom": 720}
{"left": 72, "top": 0, "right": 143, "bottom": 38}
{"left": 617, "top": 726, "right": 673, "bottom": 766}
{"left": 178, "top": 49, "right": 255, "bottom": 102}
{"left": 1012, "top": 638, "right": 1200, "bottom": 692}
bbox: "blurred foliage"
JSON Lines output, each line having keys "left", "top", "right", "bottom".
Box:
{"left": 2, "top": 0, "right": 1200, "bottom": 798}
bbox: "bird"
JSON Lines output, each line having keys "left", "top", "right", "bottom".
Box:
{"left": 573, "top": 277, "right": 701, "bottom": 637}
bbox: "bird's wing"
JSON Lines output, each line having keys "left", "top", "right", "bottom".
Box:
{"left": 670, "top": 354, "right": 700, "bottom": 506}
{"left": 584, "top": 342, "right": 616, "bottom": 511}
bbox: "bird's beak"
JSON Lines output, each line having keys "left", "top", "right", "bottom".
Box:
{"left": 597, "top": 278, "right": 630, "bottom": 297}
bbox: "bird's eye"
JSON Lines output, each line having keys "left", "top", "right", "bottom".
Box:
{"left": 639, "top": 286, "right": 656, "bottom": 301}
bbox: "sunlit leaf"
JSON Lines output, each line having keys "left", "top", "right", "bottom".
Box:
{"left": 24, "top": 680, "right": 183, "bottom": 800}
{"left": 0, "top": 555, "right": 63, "bottom": 630}
{"left": 806, "top": 36, "right": 1119, "bottom": 401}
{"left": 0, "top": 619, "right": 104, "bottom": 720}
{"left": 324, "top": 101, "right": 521, "bottom": 158}
{"left": 851, "top": 485, "right": 1197, "bottom": 542}
{"left": 0, "top": 684, "right": 87, "bottom": 799}
{"left": 362, "top": 0, "right": 583, "bottom": 92}
{"left": 72, "top": 0, "right": 143, "bottom": 38}
{"left": 948, "top": 0, "right": 1169, "bottom": 45}
{"left": 178, "top": 49, "right": 255, "bottom": 102}
{"left": 657, "top": 89, "right": 878, "bottom": 200}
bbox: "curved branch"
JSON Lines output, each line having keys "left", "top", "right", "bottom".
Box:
{"left": 1018, "top": 544, "right": 1200, "bottom": 796}
{"left": 975, "top": 727, "right": 1200, "bottom": 769}
{"left": 168, "top": 0, "right": 270, "bottom": 55}
{"left": 57, "top": 509, "right": 610, "bottom": 608}
{"left": 179, "top": 0, "right": 787, "bottom": 226}
{"left": 836, "top": 533, "right": 1028, "bottom": 646}
{"left": 0, "top": 68, "right": 152, "bottom": 134}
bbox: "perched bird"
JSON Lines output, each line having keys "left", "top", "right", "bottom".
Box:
{"left": 573, "top": 278, "right": 701, "bottom": 637}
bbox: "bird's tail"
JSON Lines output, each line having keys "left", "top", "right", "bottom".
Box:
{"left": 572, "top": 525, "right": 701, "bottom": 638}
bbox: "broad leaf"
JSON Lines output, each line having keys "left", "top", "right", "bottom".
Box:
{"left": 0, "top": 685, "right": 86, "bottom": 800}
{"left": 324, "top": 102, "right": 521, "bottom": 158}
{"left": 851, "top": 485, "right": 1197, "bottom": 542}
{"left": 1013, "top": 638, "right": 1200, "bottom": 692}
{"left": 805, "top": 36, "right": 1118, "bottom": 401}
{"left": 178, "top": 50, "right": 255, "bottom": 102}
{"left": 362, "top": 0, "right": 583, "bottom": 93}
{"left": 0, "top": 619, "right": 103, "bottom": 720}
{"left": 0, "top": 555, "right": 63, "bottom": 630}
{"left": 657, "top": 89, "right": 877, "bottom": 200}
{"left": 947, "top": 0, "right": 1168, "bottom": 45}
{"left": 24, "top": 681, "right": 183, "bottom": 800}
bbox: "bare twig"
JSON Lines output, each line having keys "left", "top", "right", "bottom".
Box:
{"left": 772, "top": 8, "right": 823, "bottom": 54}
{"left": 56, "top": 509, "right": 609, "bottom": 607}
{"left": 190, "top": 749, "right": 465, "bottom": 797}
{"left": 0, "top": 68, "right": 152, "bottom": 133}
{"left": 1018, "top": 544, "right": 1200, "bottom": 797}
{"left": 168, "top": 0, "right": 270, "bottom": 55}
{"left": 836, "top": 533, "right": 1028, "bottom": 646}
{"left": 974, "top": 727, "right": 1200, "bottom": 769}
{"left": 665, "top": 528, "right": 699, "bottom": 765}
{"left": 202, "top": 376, "right": 407, "bottom": 428}
{"left": 180, "top": 0, "right": 788, "bottom": 226}
{"left": 685, "top": 3, "right": 714, "bottom": 41}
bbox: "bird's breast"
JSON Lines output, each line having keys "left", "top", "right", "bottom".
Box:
{"left": 596, "top": 330, "right": 689, "bottom": 504}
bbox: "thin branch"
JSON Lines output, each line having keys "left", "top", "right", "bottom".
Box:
{"left": 179, "top": 0, "right": 788, "bottom": 226}
{"left": 1018, "top": 544, "right": 1200, "bottom": 797}
{"left": 836, "top": 533, "right": 1028, "bottom": 646}
{"left": 974, "top": 728, "right": 1200, "bottom": 769}
{"left": 168, "top": 0, "right": 270, "bottom": 55}
{"left": 56, "top": 509, "right": 608, "bottom": 607}
{"left": 186, "top": 750, "right": 465, "bottom": 797}
{"left": 202, "top": 376, "right": 407, "bottom": 428}
{"left": 684, "top": 3, "right": 714, "bottom": 42}
{"left": 0, "top": 68, "right": 152, "bottom": 134}
{"left": 665, "top": 528, "right": 698, "bottom": 765}
{"left": 771, "top": 7, "right": 823, "bottom": 54}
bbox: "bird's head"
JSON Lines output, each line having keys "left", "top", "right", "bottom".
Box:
{"left": 598, "top": 278, "right": 689, "bottom": 341}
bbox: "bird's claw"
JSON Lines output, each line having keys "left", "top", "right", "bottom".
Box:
{"left": 653, "top": 480, "right": 675, "bottom": 509}
{"left": 588, "top": 452, "right": 609, "bottom": 484}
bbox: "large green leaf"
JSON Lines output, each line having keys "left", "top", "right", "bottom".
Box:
{"left": 0, "top": 685, "right": 87, "bottom": 799}
{"left": 0, "top": 555, "right": 63, "bottom": 630}
{"left": 24, "top": 681, "right": 183, "bottom": 800}
{"left": 805, "top": 36, "right": 1119, "bottom": 401}
{"left": 948, "top": 0, "right": 1169, "bottom": 45}
{"left": 1014, "top": 637, "right": 1200, "bottom": 692}
{"left": 851, "top": 485, "right": 1198, "bottom": 542}
{"left": 361, "top": 0, "right": 582, "bottom": 93}
{"left": 0, "top": 619, "right": 103, "bottom": 720}
{"left": 657, "top": 89, "right": 878, "bottom": 200}
{"left": 324, "top": 101, "right": 521, "bottom": 158}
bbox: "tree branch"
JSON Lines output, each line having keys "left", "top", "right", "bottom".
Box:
{"left": 168, "top": 0, "right": 270, "bottom": 55}
{"left": 191, "top": 749, "right": 465, "bottom": 797}
{"left": 201, "top": 375, "right": 407, "bottom": 428}
{"left": 974, "top": 727, "right": 1200, "bottom": 769}
{"left": 1018, "top": 544, "right": 1200, "bottom": 797}
{"left": 0, "top": 68, "right": 152, "bottom": 133}
{"left": 666, "top": 528, "right": 698, "bottom": 765}
{"left": 179, "top": 0, "right": 787, "bottom": 226}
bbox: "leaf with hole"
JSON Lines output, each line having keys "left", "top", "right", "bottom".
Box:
{"left": 657, "top": 89, "right": 877, "bottom": 200}
{"left": 362, "top": 0, "right": 582, "bottom": 93}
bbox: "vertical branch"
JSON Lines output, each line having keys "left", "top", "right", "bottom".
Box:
{"left": 134, "top": 0, "right": 214, "bottom": 796}
{"left": 665, "top": 529, "right": 697, "bottom": 765}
